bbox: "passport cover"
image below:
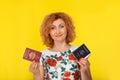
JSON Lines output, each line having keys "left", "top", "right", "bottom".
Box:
{"left": 72, "top": 44, "right": 90, "bottom": 60}
{"left": 23, "top": 48, "right": 42, "bottom": 62}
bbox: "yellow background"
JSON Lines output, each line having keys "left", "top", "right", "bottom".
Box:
{"left": 0, "top": 0, "right": 120, "bottom": 80}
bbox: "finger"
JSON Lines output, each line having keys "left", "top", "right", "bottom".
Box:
{"left": 77, "top": 58, "right": 84, "bottom": 66}
{"left": 29, "top": 62, "right": 35, "bottom": 72}
{"left": 81, "top": 60, "right": 90, "bottom": 68}
{"left": 77, "top": 60, "right": 84, "bottom": 67}
{"left": 36, "top": 63, "right": 40, "bottom": 70}
{"left": 79, "top": 58, "right": 84, "bottom": 62}
{"left": 35, "top": 63, "right": 39, "bottom": 70}
{"left": 80, "top": 58, "right": 90, "bottom": 66}
{"left": 84, "top": 59, "right": 90, "bottom": 66}
{"left": 31, "top": 62, "right": 37, "bottom": 70}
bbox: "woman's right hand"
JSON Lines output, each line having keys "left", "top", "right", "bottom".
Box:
{"left": 29, "top": 61, "right": 40, "bottom": 75}
{"left": 29, "top": 61, "right": 44, "bottom": 80}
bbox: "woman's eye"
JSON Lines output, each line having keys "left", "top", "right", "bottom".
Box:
{"left": 60, "top": 25, "right": 64, "bottom": 28}
{"left": 51, "top": 27, "right": 54, "bottom": 29}
{"left": 51, "top": 26, "right": 55, "bottom": 30}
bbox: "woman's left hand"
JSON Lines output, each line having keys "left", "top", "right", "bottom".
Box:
{"left": 78, "top": 58, "right": 90, "bottom": 72}
{"left": 77, "top": 58, "right": 92, "bottom": 80}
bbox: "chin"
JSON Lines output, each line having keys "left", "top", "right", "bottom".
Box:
{"left": 55, "top": 38, "right": 66, "bottom": 42}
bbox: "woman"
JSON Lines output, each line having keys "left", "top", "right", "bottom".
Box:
{"left": 29, "top": 12, "right": 92, "bottom": 80}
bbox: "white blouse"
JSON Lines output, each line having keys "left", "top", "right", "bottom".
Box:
{"left": 40, "top": 46, "right": 81, "bottom": 80}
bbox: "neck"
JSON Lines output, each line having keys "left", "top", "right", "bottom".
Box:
{"left": 51, "top": 41, "right": 71, "bottom": 52}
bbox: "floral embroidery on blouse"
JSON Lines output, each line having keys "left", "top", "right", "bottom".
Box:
{"left": 40, "top": 46, "right": 81, "bottom": 80}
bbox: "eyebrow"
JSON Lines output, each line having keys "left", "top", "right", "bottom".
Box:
{"left": 59, "top": 23, "right": 65, "bottom": 26}
{"left": 51, "top": 23, "right": 65, "bottom": 26}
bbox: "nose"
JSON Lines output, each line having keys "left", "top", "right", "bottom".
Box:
{"left": 56, "top": 28, "right": 60, "bottom": 34}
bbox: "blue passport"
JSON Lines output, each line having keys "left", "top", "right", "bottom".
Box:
{"left": 72, "top": 44, "right": 90, "bottom": 60}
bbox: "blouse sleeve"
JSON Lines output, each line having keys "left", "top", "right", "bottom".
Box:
{"left": 39, "top": 51, "right": 46, "bottom": 66}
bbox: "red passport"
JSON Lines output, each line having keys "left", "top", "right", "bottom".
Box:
{"left": 23, "top": 48, "right": 42, "bottom": 62}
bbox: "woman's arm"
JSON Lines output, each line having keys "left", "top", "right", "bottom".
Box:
{"left": 78, "top": 58, "right": 92, "bottom": 80}
{"left": 29, "top": 61, "right": 44, "bottom": 80}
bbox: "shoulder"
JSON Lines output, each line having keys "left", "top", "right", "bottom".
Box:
{"left": 41, "top": 49, "right": 48, "bottom": 53}
{"left": 41, "top": 49, "right": 49, "bottom": 56}
{"left": 39, "top": 49, "right": 49, "bottom": 62}
{"left": 41, "top": 48, "right": 58, "bottom": 56}
{"left": 70, "top": 45, "right": 78, "bottom": 52}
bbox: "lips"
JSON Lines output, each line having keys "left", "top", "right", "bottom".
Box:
{"left": 55, "top": 34, "right": 63, "bottom": 37}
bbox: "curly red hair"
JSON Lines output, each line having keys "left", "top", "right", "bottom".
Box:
{"left": 40, "top": 12, "right": 76, "bottom": 47}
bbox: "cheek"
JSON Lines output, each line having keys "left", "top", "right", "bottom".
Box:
{"left": 63, "top": 28, "right": 67, "bottom": 35}
{"left": 49, "top": 31, "right": 54, "bottom": 37}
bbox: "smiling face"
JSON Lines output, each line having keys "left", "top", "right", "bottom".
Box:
{"left": 49, "top": 19, "right": 67, "bottom": 43}
{"left": 41, "top": 12, "right": 76, "bottom": 47}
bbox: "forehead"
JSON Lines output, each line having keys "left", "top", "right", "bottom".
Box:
{"left": 52, "top": 19, "right": 65, "bottom": 25}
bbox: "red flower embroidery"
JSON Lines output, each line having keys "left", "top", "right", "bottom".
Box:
{"left": 46, "top": 58, "right": 57, "bottom": 67}
{"left": 74, "top": 70, "right": 80, "bottom": 80}
{"left": 64, "top": 71, "right": 71, "bottom": 77}
{"left": 68, "top": 54, "right": 76, "bottom": 60}
{"left": 62, "top": 77, "right": 71, "bottom": 80}
{"left": 57, "top": 56, "right": 62, "bottom": 61}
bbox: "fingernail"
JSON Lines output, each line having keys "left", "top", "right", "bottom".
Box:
{"left": 35, "top": 60, "right": 39, "bottom": 63}
{"left": 33, "top": 60, "right": 35, "bottom": 62}
{"left": 79, "top": 58, "right": 83, "bottom": 61}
